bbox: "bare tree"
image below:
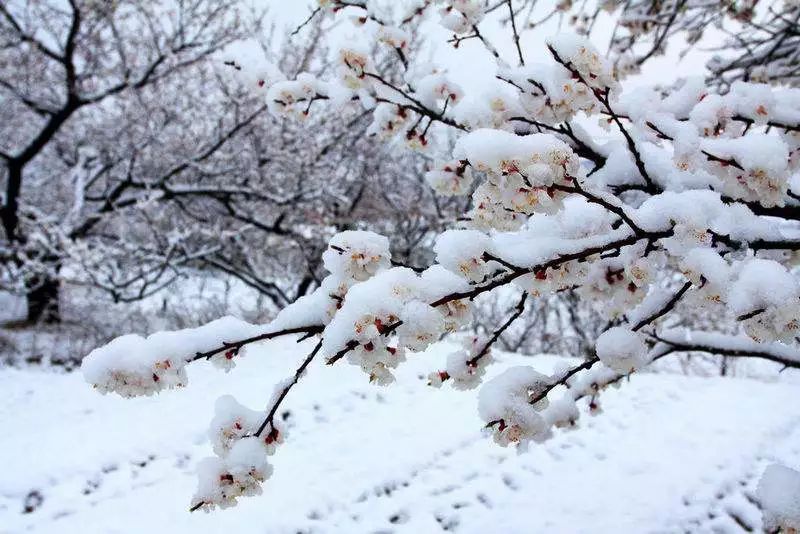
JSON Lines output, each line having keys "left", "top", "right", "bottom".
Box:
{"left": 0, "top": 0, "right": 254, "bottom": 322}
{"left": 0, "top": 1, "right": 458, "bottom": 327}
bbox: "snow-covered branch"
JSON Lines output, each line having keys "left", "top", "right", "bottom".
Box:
{"left": 79, "top": 0, "right": 800, "bottom": 523}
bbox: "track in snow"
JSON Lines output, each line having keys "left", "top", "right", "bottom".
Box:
{"left": 1, "top": 340, "right": 797, "bottom": 533}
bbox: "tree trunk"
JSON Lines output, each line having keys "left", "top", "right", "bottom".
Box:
{"left": 26, "top": 275, "right": 61, "bottom": 324}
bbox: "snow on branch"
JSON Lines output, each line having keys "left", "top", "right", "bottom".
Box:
{"left": 82, "top": 1, "right": 800, "bottom": 520}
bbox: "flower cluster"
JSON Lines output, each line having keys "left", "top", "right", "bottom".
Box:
{"left": 508, "top": 64, "right": 600, "bottom": 124}
{"left": 438, "top": 0, "right": 484, "bottom": 34}
{"left": 191, "top": 393, "right": 290, "bottom": 511}
{"left": 82, "top": 317, "right": 262, "bottom": 396}
{"left": 728, "top": 259, "right": 800, "bottom": 344}
{"left": 346, "top": 311, "right": 407, "bottom": 384}
{"left": 81, "top": 335, "right": 188, "bottom": 397}
{"left": 376, "top": 25, "right": 409, "bottom": 51}
{"left": 322, "top": 231, "right": 391, "bottom": 282}
{"left": 434, "top": 229, "right": 491, "bottom": 283}
{"left": 547, "top": 34, "right": 617, "bottom": 90}
{"left": 678, "top": 248, "right": 800, "bottom": 344}
{"left": 701, "top": 134, "right": 790, "bottom": 207}
{"left": 368, "top": 103, "right": 411, "bottom": 139}
{"left": 323, "top": 265, "right": 471, "bottom": 383}
{"left": 453, "top": 129, "right": 583, "bottom": 228}
{"left": 577, "top": 252, "right": 654, "bottom": 318}
{"left": 425, "top": 159, "right": 473, "bottom": 196}
{"left": 415, "top": 72, "right": 464, "bottom": 108}
{"left": 397, "top": 301, "right": 446, "bottom": 351}
{"left": 266, "top": 74, "right": 325, "bottom": 119}
{"left": 478, "top": 366, "right": 553, "bottom": 447}
{"left": 428, "top": 335, "right": 492, "bottom": 390}
{"left": 192, "top": 438, "right": 273, "bottom": 511}
{"left": 337, "top": 44, "right": 372, "bottom": 90}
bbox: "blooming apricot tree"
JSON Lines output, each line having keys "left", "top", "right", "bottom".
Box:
{"left": 82, "top": 0, "right": 800, "bottom": 527}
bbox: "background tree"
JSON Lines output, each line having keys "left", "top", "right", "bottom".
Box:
{"left": 0, "top": 0, "right": 255, "bottom": 322}
{"left": 0, "top": 0, "right": 458, "bottom": 332}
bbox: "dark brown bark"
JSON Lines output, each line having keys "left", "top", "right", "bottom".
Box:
{"left": 26, "top": 274, "right": 61, "bottom": 324}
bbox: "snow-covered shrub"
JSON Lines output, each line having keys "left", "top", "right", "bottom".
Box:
{"left": 81, "top": 0, "right": 800, "bottom": 520}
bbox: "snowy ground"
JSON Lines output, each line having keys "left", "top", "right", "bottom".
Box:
{"left": 1, "top": 337, "right": 798, "bottom": 534}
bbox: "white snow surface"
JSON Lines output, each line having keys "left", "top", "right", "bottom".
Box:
{"left": 2, "top": 337, "right": 799, "bottom": 533}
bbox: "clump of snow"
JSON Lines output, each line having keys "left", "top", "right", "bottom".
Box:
{"left": 415, "top": 72, "right": 463, "bottom": 109}
{"left": 688, "top": 93, "right": 732, "bottom": 137}
{"left": 434, "top": 229, "right": 491, "bottom": 283}
{"left": 417, "top": 265, "right": 471, "bottom": 302}
{"left": 658, "top": 328, "right": 800, "bottom": 366}
{"left": 81, "top": 317, "right": 263, "bottom": 397}
{"left": 730, "top": 82, "right": 776, "bottom": 124}
{"left": 81, "top": 334, "right": 188, "bottom": 398}
{"left": 728, "top": 259, "right": 798, "bottom": 316}
{"left": 680, "top": 247, "right": 730, "bottom": 287}
{"left": 454, "top": 129, "right": 579, "bottom": 183}
{"left": 208, "top": 395, "right": 263, "bottom": 456}
{"left": 192, "top": 437, "right": 273, "bottom": 512}
{"left": 679, "top": 248, "right": 731, "bottom": 309}
{"left": 543, "top": 394, "right": 580, "bottom": 429}
{"left": 757, "top": 463, "right": 800, "bottom": 532}
{"left": 595, "top": 327, "right": 649, "bottom": 373}
{"left": 478, "top": 366, "right": 552, "bottom": 447}
{"left": 269, "top": 274, "right": 349, "bottom": 331}
{"left": 546, "top": 34, "right": 616, "bottom": 89}
{"left": 429, "top": 335, "right": 493, "bottom": 390}
{"left": 438, "top": 0, "right": 484, "bottom": 34}
{"left": 728, "top": 259, "right": 800, "bottom": 343}
{"left": 397, "top": 301, "right": 445, "bottom": 352}
{"left": 701, "top": 134, "right": 790, "bottom": 207}
{"left": 322, "top": 230, "right": 391, "bottom": 282}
